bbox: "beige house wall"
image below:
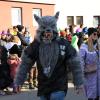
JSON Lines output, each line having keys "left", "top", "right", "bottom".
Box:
{"left": 0, "top": 0, "right": 55, "bottom": 38}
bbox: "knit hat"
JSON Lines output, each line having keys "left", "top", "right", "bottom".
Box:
{"left": 0, "top": 30, "right": 7, "bottom": 35}
{"left": 88, "top": 27, "right": 97, "bottom": 36}
{"left": 9, "top": 44, "right": 20, "bottom": 57}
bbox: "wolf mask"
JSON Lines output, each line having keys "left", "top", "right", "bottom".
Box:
{"left": 34, "top": 12, "right": 59, "bottom": 44}
{"left": 33, "top": 12, "right": 60, "bottom": 77}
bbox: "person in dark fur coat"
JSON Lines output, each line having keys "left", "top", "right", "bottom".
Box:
{"left": 0, "top": 46, "right": 13, "bottom": 94}
{"left": 14, "top": 12, "right": 84, "bottom": 100}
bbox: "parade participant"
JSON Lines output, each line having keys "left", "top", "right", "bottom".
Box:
{"left": 80, "top": 28, "right": 100, "bottom": 100}
{"left": 14, "top": 12, "right": 83, "bottom": 100}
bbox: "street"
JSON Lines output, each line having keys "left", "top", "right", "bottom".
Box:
{"left": 0, "top": 83, "right": 87, "bottom": 100}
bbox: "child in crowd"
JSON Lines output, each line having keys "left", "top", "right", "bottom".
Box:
{"left": 7, "top": 53, "right": 21, "bottom": 92}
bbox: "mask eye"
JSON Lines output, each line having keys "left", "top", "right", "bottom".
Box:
{"left": 42, "top": 26, "right": 46, "bottom": 29}
{"left": 41, "top": 32, "right": 45, "bottom": 37}
{"left": 51, "top": 24, "right": 56, "bottom": 28}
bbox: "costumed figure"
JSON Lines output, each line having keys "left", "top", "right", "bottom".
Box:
{"left": 80, "top": 28, "right": 100, "bottom": 100}
{"left": 14, "top": 12, "right": 83, "bottom": 100}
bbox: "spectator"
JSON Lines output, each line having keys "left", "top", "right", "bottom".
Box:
{"left": 0, "top": 46, "right": 13, "bottom": 95}
{"left": 24, "top": 27, "right": 33, "bottom": 44}
{"left": 71, "top": 34, "right": 79, "bottom": 52}
{"left": 0, "top": 30, "right": 7, "bottom": 46}
{"left": 28, "top": 63, "right": 37, "bottom": 89}
{"left": 7, "top": 53, "right": 21, "bottom": 92}
{"left": 76, "top": 24, "right": 83, "bottom": 33}
{"left": 97, "top": 24, "right": 100, "bottom": 50}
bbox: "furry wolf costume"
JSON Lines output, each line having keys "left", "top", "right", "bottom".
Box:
{"left": 14, "top": 12, "right": 83, "bottom": 98}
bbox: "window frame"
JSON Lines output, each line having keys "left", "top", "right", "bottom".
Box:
{"left": 67, "top": 16, "right": 74, "bottom": 26}
{"left": 76, "top": 16, "right": 83, "bottom": 25}
{"left": 93, "top": 16, "right": 100, "bottom": 27}
{"left": 32, "top": 8, "right": 42, "bottom": 26}
{"left": 11, "top": 7, "right": 22, "bottom": 26}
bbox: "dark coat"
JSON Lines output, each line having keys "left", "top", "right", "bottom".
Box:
{"left": 15, "top": 38, "right": 83, "bottom": 96}
{"left": 0, "top": 46, "right": 13, "bottom": 90}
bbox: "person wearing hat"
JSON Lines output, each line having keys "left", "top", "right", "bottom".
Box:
{"left": 0, "top": 30, "right": 8, "bottom": 46}
{"left": 79, "top": 27, "right": 100, "bottom": 100}
{"left": 71, "top": 34, "right": 79, "bottom": 52}
{"left": 7, "top": 44, "right": 21, "bottom": 92}
{"left": 0, "top": 45, "right": 13, "bottom": 95}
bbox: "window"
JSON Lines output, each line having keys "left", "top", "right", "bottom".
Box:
{"left": 67, "top": 16, "right": 74, "bottom": 26}
{"left": 93, "top": 16, "right": 100, "bottom": 28}
{"left": 32, "top": 8, "right": 42, "bottom": 26}
{"left": 76, "top": 16, "right": 83, "bottom": 25}
{"left": 11, "top": 7, "right": 22, "bottom": 26}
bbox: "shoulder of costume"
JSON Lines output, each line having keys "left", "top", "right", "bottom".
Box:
{"left": 30, "top": 39, "right": 40, "bottom": 46}
{"left": 56, "top": 36, "right": 70, "bottom": 46}
{"left": 24, "top": 39, "right": 40, "bottom": 54}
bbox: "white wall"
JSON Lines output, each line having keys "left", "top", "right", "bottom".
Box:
{"left": 55, "top": 0, "right": 100, "bottom": 29}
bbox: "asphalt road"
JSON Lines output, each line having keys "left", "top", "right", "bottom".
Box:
{"left": 0, "top": 83, "right": 87, "bottom": 100}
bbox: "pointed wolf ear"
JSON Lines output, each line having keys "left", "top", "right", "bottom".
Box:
{"left": 55, "top": 12, "right": 60, "bottom": 19}
{"left": 34, "top": 14, "right": 41, "bottom": 23}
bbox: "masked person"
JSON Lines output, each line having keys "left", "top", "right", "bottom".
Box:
{"left": 14, "top": 12, "right": 83, "bottom": 100}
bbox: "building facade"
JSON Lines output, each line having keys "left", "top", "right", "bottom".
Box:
{"left": 55, "top": 0, "right": 100, "bottom": 29}
{"left": 0, "top": 0, "right": 55, "bottom": 38}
